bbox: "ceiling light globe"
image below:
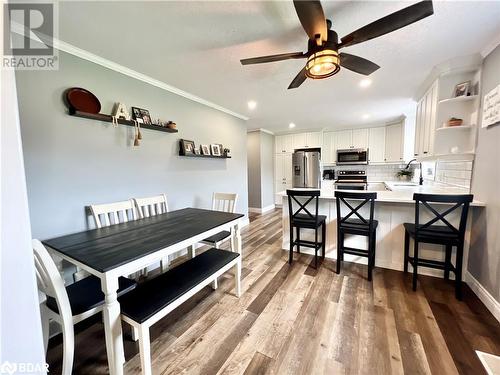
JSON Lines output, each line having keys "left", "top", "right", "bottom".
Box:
{"left": 305, "top": 50, "right": 340, "bottom": 79}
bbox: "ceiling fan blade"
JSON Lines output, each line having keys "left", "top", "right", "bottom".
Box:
{"left": 293, "top": 0, "right": 328, "bottom": 45}
{"left": 339, "top": 53, "right": 380, "bottom": 75}
{"left": 339, "top": 1, "right": 434, "bottom": 49}
{"left": 240, "top": 52, "right": 305, "bottom": 65}
{"left": 288, "top": 67, "right": 307, "bottom": 89}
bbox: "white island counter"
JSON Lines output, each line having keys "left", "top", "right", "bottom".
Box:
{"left": 279, "top": 181, "right": 484, "bottom": 277}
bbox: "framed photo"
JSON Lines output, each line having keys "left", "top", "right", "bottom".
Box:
{"left": 453, "top": 81, "right": 470, "bottom": 98}
{"left": 200, "top": 144, "right": 211, "bottom": 155}
{"left": 131, "top": 107, "right": 152, "bottom": 125}
{"left": 180, "top": 139, "right": 195, "bottom": 155}
{"left": 210, "top": 144, "right": 221, "bottom": 156}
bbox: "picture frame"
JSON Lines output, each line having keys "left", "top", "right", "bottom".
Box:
{"left": 180, "top": 139, "right": 195, "bottom": 155}
{"left": 210, "top": 144, "right": 221, "bottom": 156}
{"left": 200, "top": 144, "right": 211, "bottom": 155}
{"left": 131, "top": 107, "right": 152, "bottom": 125}
{"left": 453, "top": 81, "right": 470, "bottom": 98}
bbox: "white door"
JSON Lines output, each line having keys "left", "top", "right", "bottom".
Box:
{"left": 385, "top": 122, "right": 404, "bottom": 162}
{"left": 283, "top": 153, "right": 293, "bottom": 183}
{"left": 352, "top": 128, "right": 369, "bottom": 149}
{"left": 305, "top": 132, "right": 322, "bottom": 148}
{"left": 275, "top": 135, "right": 285, "bottom": 153}
{"left": 368, "top": 127, "right": 386, "bottom": 163}
{"left": 335, "top": 130, "right": 352, "bottom": 150}
{"left": 292, "top": 133, "right": 306, "bottom": 150}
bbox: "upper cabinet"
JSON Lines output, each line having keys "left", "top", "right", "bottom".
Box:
{"left": 334, "top": 130, "right": 352, "bottom": 150}
{"left": 414, "top": 66, "right": 481, "bottom": 159}
{"left": 414, "top": 81, "right": 438, "bottom": 157}
{"left": 275, "top": 134, "right": 294, "bottom": 153}
{"left": 385, "top": 121, "right": 404, "bottom": 162}
{"left": 275, "top": 132, "right": 322, "bottom": 153}
{"left": 352, "top": 129, "right": 369, "bottom": 149}
{"left": 368, "top": 127, "right": 386, "bottom": 163}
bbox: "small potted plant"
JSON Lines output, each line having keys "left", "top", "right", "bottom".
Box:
{"left": 395, "top": 169, "right": 414, "bottom": 181}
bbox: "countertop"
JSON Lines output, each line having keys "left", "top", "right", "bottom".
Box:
{"left": 278, "top": 181, "right": 485, "bottom": 206}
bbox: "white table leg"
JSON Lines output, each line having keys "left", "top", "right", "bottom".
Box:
{"left": 101, "top": 275, "right": 124, "bottom": 375}
{"left": 234, "top": 221, "right": 242, "bottom": 254}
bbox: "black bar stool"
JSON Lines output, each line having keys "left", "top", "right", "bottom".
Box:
{"left": 286, "top": 189, "right": 326, "bottom": 268}
{"left": 403, "top": 193, "right": 473, "bottom": 299}
{"left": 335, "top": 191, "right": 378, "bottom": 281}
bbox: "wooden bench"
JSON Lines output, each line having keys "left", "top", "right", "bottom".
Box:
{"left": 118, "top": 248, "right": 241, "bottom": 375}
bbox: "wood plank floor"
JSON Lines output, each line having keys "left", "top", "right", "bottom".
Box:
{"left": 46, "top": 209, "right": 500, "bottom": 374}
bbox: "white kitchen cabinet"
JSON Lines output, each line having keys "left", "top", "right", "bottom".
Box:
{"left": 352, "top": 128, "right": 369, "bottom": 149}
{"left": 305, "top": 132, "right": 322, "bottom": 148}
{"left": 322, "top": 132, "right": 336, "bottom": 164}
{"left": 334, "top": 130, "right": 352, "bottom": 150}
{"left": 385, "top": 121, "right": 404, "bottom": 162}
{"left": 368, "top": 127, "right": 386, "bottom": 163}
{"left": 275, "top": 134, "right": 294, "bottom": 153}
{"left": 292, "top": 133, "right": 306, "bottom": 150}
{"left": 414, "top": 81, "right": 438, "bottom": 157}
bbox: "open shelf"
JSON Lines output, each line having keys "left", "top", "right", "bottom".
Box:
{"left": 436, "top": 125, "right": 474, "bottom": 132}
{"left": 69, "top": 110, "right": 178, "bottom": 133}
{"left": 178, "top": 152, "right": 231, "bottom": 159}
{"left": 438, "top": 95, "right": 478, "bottom": 105}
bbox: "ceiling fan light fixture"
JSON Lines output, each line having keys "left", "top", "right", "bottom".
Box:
{"left": 305, "top": 49, "right": 340, "bottom": 79}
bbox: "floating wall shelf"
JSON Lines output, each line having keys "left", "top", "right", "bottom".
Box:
{"left": 69, "top": 109, "right": 178, "bottom": 133}
{"left": 436, "top": 125, "right": 474, "bottom": 132}
{"left": 178, "top": 152, "right": 231, "bottom": 159}
{"left": 438, "top": 95, "right": 478, "bottom": 105}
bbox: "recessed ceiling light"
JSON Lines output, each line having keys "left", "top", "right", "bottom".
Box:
{"left": 362, "top": 114, "right": 371, "bottom": 120}
{"left": 289, "top": 123, "right": 296, "bottom": 128}
{"left": 247, "top": 100, "right": 257, "bottom": 110}
{"left": 359, "top": 79, "right": 372, "bottom": 88}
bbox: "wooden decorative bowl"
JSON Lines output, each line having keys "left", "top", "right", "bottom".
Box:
{"left": 448, "top": 119, "right": 463, "bottom": 127}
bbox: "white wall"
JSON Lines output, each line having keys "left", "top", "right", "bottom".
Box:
{"left": 15, "top": 51, "right": 248, "bottom": 239}
{"left": 468, "top": 43, "right": 500, "bottom": 305}
{"left": 246, "top": 130, "right": 274, "bottom": 210}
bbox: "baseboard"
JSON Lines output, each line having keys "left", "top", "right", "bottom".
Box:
{"left": 248, "top": 204, "right": 275, "bottom": 214}
{"left": 466, "top": 272, "right": 500, "bottom": 323}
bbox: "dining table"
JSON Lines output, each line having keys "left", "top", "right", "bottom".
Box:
{"left": 43, "top": 207, "right": 244, "bottom": 375}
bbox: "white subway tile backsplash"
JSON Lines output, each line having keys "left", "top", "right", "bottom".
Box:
{"left": 435, "top": 160, "right": 473, "bottom": 189}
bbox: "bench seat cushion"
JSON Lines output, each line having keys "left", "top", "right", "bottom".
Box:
{"left": 119, "top": 248, "right": 239, "bottom": 324}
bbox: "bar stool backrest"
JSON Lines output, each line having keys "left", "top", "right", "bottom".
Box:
{"left": 286, "top": 189, "right": 321, "bottom": 226}
{"left": 334, "top": 191, "right": 377, "bottom": 233}
{"left": 413, "top": 193, "right": 473, "bottom": 241}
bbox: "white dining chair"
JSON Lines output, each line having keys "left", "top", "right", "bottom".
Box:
{"left": 89, "top": 199, "right": 142, "bottom": 278}
{"left": 200, "top": 192, "right": 238, "bottom": 249}
{"left": 133, "top": 194, "right": 169, "bottom": 273}
{"left": 34, "top": 239, "right": 136, "bottom": 375}
{"left": 90, "top": 199, "right": 138, "bottom": 228}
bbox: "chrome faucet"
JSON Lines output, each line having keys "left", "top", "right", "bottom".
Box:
{"left": 405, "top": 159, "right": 423, "bottom": 185}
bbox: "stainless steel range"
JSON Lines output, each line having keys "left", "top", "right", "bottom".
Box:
{"left": 334, "top": 170, "right": 367, "bottom": 190}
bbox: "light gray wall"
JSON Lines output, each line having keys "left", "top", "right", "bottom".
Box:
{"left": 260, "top": 132, "right": 275, "bottom": 208}
{"left": 246, "top": 130, "right": 275, "bottom": 209}
{"left": 469, "top": 43, "right": 500, "bottom": 303}
{"left": 247, "top": 132, "right": 261, "bottom": 208}
{"left": 16, "top": 51, "right": 248, "bottom": 239}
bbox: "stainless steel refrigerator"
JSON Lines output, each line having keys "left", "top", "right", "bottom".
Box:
{"left": 292, "top": 150, "right": 321, "bottom": 188}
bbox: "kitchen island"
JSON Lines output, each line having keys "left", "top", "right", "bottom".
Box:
{"left": 279, "top": 181, "right": 484, "bottom": 277}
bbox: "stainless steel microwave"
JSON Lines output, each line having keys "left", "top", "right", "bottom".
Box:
{"left": 336, "top": 148, "right": 369, "bottom": 165}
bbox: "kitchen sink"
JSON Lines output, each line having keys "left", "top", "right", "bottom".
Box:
{"left": 366, "top": 183, "right": 390, "bottom": 191}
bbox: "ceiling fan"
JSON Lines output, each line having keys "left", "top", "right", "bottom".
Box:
{"left": 240, "top": 1, "right": 434, "bottom": 89}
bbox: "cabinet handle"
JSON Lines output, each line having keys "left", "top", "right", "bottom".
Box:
{"left": 423, "top": 151, "right": 428, "bottom": 154}
{"left": 414, "top": 153, "right": 418, "bottom": 156}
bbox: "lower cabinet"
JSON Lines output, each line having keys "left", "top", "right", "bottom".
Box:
{"left": 275, "top": 153, "right": 293, "bottom": 205}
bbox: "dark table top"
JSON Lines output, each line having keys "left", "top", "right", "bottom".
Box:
{"left": 43, "top": 208, "right": 244, "bottom": 273}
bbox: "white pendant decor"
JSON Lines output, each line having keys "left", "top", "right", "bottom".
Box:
{"left": 112, "top": 102, "right": 131, "bottom": 120}
{"left": 482, "top": 84, "right": 500, "bottom": 128}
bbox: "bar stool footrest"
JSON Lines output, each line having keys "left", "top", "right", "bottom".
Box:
{"left": 408, "top": 256, "right": 455, "bottom": 272}
{"left": 343, "top": 246, "right": 370, "bottom": 258}
{"left": 294, "top": 240, "right": 323, "bottom": 250}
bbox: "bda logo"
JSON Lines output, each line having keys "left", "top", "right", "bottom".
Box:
{"left": 0, "top": 361, "right": 17, "bottom": 375}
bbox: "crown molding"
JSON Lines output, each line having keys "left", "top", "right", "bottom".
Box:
{"left": 9, "top": 21, "right": 249, "bottom": 121}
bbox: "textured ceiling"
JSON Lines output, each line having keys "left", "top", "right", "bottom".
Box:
{"left": 59, "top": 1, "right": 500, "bottom": 133}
